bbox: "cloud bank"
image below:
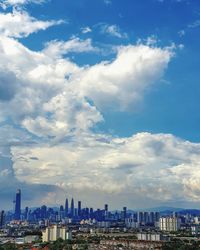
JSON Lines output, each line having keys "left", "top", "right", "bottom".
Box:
{"left": 0, "top": 0, "right": 198, "bottom": 209}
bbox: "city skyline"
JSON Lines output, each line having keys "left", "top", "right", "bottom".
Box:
{"left": 0, "top": 0, "right": 200, "bottom": 209}
{"left": 3, "top": 188, "right": 199, "bottom": 214}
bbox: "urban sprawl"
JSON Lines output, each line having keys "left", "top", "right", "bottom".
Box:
{"left": 0, "top": 189, "right": 200, "bottom": 249}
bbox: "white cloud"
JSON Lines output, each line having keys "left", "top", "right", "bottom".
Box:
{"left": 0, "top": 5, "right": 189, "bottom": 208}
{"left": 100, "top": 24, "right": 128, "bottom": 38}
{"left": 188, "top": 20, "right": 200, "bottom": 28}
{"left": 178, "top": 30, "right": 185, "bottom": 37}
{"left": 0, "top": 10, "right": 63, "bottom": 38}
{"left": 0, "top": 32, "right": 173, "bottom": 137}
{"left": 81, "top": 26, "right": 92, "bottom": 34}
{"left": 11, "top": 132, "right": 200, "bottom": 205}
{"left": 22, "top": 93, "right": 103, "bottom": 138}
{"left": 78, "top": 44, "right": 173, "bottom": 111}
{"left": 0, "top": 34, "right": 176, "bottom": 207}
{"left": 43, "top": 37, "right": 97, "bottom": 58}
{"left": 0, "top": 0, "right": 46, "bottom": 9}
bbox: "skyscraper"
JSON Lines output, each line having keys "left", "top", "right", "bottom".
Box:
{"left": 65, "top": 198, "right": 69, "bottom": 217}
{"left": 104, "top": 204, "right": 108, "bottom": 219}
{"left": 70, "top": 198, "right": 74, "bottom": 218}
{"left": 14, "top": 189, "right": 21, "bottom": 220}
{"left": 123, "top": 207, "right": 127, "bottom": 221}
{"left": 0, "top": 210, "right": 4, "bottom": 228}
{"left": 25, "top": 207, "right": 29, "bottom": 220}
{"left": 105, "top": 204, "right": 108, "bottom": 212}
{"left": 78, "top": 201, "right": 81, "bottom": 217}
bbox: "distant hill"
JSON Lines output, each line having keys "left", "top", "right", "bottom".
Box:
{"left": 133, "top": 207, "right": 183, "bottom": 212}
{"left": 127, "top": 207, "right": 200, "bottom": 216}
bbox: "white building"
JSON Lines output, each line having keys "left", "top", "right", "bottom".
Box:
{"left": 194, "top": 216, "right": 200, "bottom": 225}
{"left": 159, "top": 217, "right": 180, "bottom": 232}
{"left": 137, "top": 233, "right": 163, "bottom": 242}
{"left": 42, "top": 225, "right": 72, "bottom": 242}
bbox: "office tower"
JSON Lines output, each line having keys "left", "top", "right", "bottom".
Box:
{"left": 65, "top": 198, "right": 69, "bottom": 217}
{"left": 123, "top": 207, "right": 127, "bottom": 220}
{"left": 155, "top": 212, "right": 160, "bottom": 222}
{"left": 14, "top": 189, "right": 21, "bottom": 220}
{"left": 149, "top": 212, "right": 155, "bottom": 224}
{"left": 70, "top": 198, "right": 74, "bottom": 218}
{"left": 0, "top": 210, "right": 4, "bottom": 228}
{"left": 60, "top": 205, "right": 64, "bottom": 219}
{"left": 41, "top": 205, "right": 47, "bottom": 219}
{"left": 78, "top": 201, "right": 81, "bottom": 216}
{"left": 85, "top": 207, "right": 89, "bottom": 218}
{"left": 144, "top": 212, "right": 149, "bottom": 224}
{"left": 105, "top": 204, "right": 108, "bottom": 212}
{"left": 104, "top": 204, "right": 108, "bottom": 219}
{"left": 25, "top": 207, "right": 29, "bottom": 220}
{"left": 137, "top": 212, "right": 144, "bottom": 224}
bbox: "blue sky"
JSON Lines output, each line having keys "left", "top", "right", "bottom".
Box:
{"left": 0, "top": 0, "right": 200, "bottom": 210}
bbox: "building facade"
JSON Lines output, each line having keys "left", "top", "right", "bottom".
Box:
{"left": 42, "top": 225, "right": 71, "bottom": 242}
{"left": 159, "top": 217, "right": 180, "bottom": 232}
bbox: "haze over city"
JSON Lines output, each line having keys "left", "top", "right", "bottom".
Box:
{"left": 0, "top": 0, "right": 200, "bottom": 210}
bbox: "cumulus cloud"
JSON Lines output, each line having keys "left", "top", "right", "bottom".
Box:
{"left": 0, "top": 10, "right": 63, "bottom": 38}
{"left": 0, "top": 35, "right": 103, "bottom": 138}
{"left": 0, "top": 20, "right": 175, "bottom": 208}
{"left": 0, "top": 31, "right": 172, "bottom": 137}
{"left": 11, "top": 133, "right": 200, "bottom": 205}
{"left": 0, "top": 69, "right": 19, "bottom": 101}
{"left": 0, "top": 2, "right": 192, "bottom": 208}
{"left": 43, "top": 37, "right": 97, "bottom": 58}
{"left": 78, "top": 45, "right": 173, "bottom": 111}
{"left": 0, "top": 0, "right": 46, "bottom": 9}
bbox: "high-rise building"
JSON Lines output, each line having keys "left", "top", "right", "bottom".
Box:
{"left": 105, "top": 204, "right": 108, "bottom": 212}
{"left": 70, "top": 198, "right": 74, "bottom": 218}
{"left": 0, "top": 210, "right": 4, "bottom": 228}
{"left": 123, "top": 207, "right": 127, "bottom": 221}
{"left": 104, "top": 204, "right": 108, "bottom": 219}
{"left": 155, "top": 212, "right": 160, "bottom": 222}
{"left": 78, "top": 201, "right": 81, "bottom": 216}
{"left": 144, "top": 212, "right": 149, "bottom": 224}
{"left": 159, "top": 217, "right": 181, "bottom": 232}
{"left": 25, "top": 207, "right": 29, "bottom": 220}
{"left": 137, "top": 212, "right": 144, "bottom": 224}
{"left": 65, "top": 198, "right": 69, "bottom": 217}
{"left": 60, "top": 205, "right": 65, "bottom": 219}
{"left": 14, "top": 189, "right": 21, "bottom": 220}
{"left": 42, "top": 225, "right": 72, "bottom": 242}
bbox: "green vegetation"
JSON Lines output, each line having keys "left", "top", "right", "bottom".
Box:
{"left": 47, "top": 238, "right": 89, "bottom": 250}
{"left": 163, "top": 239, "right": 200, "bottom": 250}
{"left": 0, "top": 243, "right": 18, "bottom": 250}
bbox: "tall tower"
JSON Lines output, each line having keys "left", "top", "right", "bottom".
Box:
{"left": 78, "top": 201, "right": 81, "bottom": 217}
{"left": 0, "top": 210, "right": 4, "bottom": 228}
{"left": 70, "top": 198, "right": 74, "bottom": 218}
{"left": 105, "top": 204, "right": 108, "bottom": 212}
{"left": 15, "top": 189, "right": 21, "bottom": 220}
{"left": 104, "top": 204, "right": 108, "bottom": 219}
{"left": 65, "top": 198, "right": 69, "bottom": 217}
{"left": 123, "top": 206, "right": 127, "bottom": 221}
